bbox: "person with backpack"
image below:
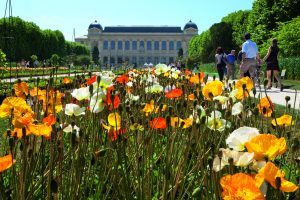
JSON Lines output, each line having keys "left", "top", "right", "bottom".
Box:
{"left": 215, "top": 47, "right": 227, "bottom": 81}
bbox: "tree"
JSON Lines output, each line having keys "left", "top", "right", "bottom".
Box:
{"left": 50, "top": 54, "right": 60, "bottom": 67}
{"left": 92, "top": 46, "right": 100, "bottom": 64}
{"left": 0, "top": 49, "right": 7, "bottom": 67}
{"left": 248, "top": 0, "right": 300, "bottom": 45}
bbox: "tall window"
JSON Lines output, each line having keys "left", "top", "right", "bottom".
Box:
{"left": 132, "top": 41, "right": 137, "bottom": 50}
{"left": 154, "top": 57, "right": 159, "bottom": 64}
{"left": 139, "top": 41, "right": 145, "bottom": 50}
{"left": 139, "top": 56, "right": 144, "bottom": 65}
{"left": 169, "top": 57, "right": 174, "bottom": 63}
{"left": 154, "top": 41, "right": 159, "bottom": 50}
{"left": 117, "top": 56, "right": 123, "bottom": 64}
{"left": 111, "top": 41, "right": 115, "bottom": 50}
{"left": 176, "top": 41, "right": 182, "bottom": 50}
{"left": 169, "top": 41, "right": 174, "bottom": 50}
{"left": 162, "top": 41, "right": 167, "bottom": 50}
{"left": 147, "top": 41, "right": 152, "bottom": 50}
{"left": 103, "top": 56, "right": 108, "bottom": 63}
{"left": 147, "top": 57, "right": 152, "bottom": 63}
{"left": 110, "top": 57, "right": 115, "bottom": 64}
{"left": 103, "top": 41, "right": 108, "bottom": 50}
{"left": 161, "top": 57, "right": 167, "bottom": 63}
{"left": 118, "top": 41, "right": 123, "bottom": 50}
{"left": 132, "top": 56, "right": 137, "bottom": 64}
{"left": 125, "top": 41, "right": 130, "bottom": 50}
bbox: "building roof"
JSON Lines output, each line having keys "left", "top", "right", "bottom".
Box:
{"left": 184, "top": 20, "right": 198, "bottom": 30}
{"left": 103, "top": 26, "right": 183, "bottom": 33}
{"left": 88, "top": 20, "right": 103, "bottom": 30}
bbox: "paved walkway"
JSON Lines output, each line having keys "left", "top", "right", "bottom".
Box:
{"left": 252, "top": 86, "right": 300, "bottom": 109}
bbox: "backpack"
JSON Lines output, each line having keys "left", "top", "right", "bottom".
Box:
{"left": 220, "top": 55, "right": 227, "bottom": 67}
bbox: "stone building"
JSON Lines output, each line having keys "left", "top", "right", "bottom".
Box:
{"left": 75, "top": 20, "right": 198, "bottom": 66}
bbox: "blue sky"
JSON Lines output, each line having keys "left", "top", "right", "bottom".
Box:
{"left": 1, "top": 0, "right": 254, "bottom": 41}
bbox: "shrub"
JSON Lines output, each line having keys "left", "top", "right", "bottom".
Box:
{"left": 279, "top": 57, "right": 300, "bottom": 80}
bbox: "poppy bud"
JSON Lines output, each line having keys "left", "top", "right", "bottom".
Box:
{"left": 89, "top": 84, "right": 93, "bottom": 95}
{"left": 285, "top": 96, "right": 290, "bottom": 102}
{"left": 207, "top": 156, "right": 213, "bottom": 168}
{"left": 253, "top": 87, "right": 256, "bottom": 96}
{"left": 213, "top": 75, "right": 216, "bottom": 80}
{"left": 97, "top": 76, "right": 101, "bottom": 83}
{"left": 71, "top": 121, "right": 76, "bottom": 127}
{"left": 275, "top": 177, "right": 281, "bottom": 189}
{"left": 263, "top": 80, "right": 268, "bottom": 88}
{"left": 51, "top": 179, "right": 58, "bottom": 193}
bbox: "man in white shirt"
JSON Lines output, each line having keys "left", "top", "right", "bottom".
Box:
{"left": 240, "top": 33, "right": 261, "bottom": 78}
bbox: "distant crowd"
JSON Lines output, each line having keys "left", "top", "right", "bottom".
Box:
{"left": 215, "top": 33, "right": 283, "bottom": 91}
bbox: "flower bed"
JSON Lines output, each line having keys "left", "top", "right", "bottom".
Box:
{"left": 0, "top": 64, "right": 299, "bottom": 199}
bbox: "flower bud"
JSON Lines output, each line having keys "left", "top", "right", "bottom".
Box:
{"left": 285, "top": 96, "right": 290, "bottom": 102}
{"left": 263, "top": 80, "right": 268, "bottom": 87}
{"left": 89, "top": 84, "right": 93, "bottom": 95}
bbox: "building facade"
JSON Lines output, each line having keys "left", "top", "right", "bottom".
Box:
{"left": 75, "top": 20, "right": 198, "bottom": 66}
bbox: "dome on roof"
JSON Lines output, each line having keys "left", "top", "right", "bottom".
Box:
{"left": 184, "top": 20, "right": 198, "bottom": 30}
{"left": 88, "top": 20, "right": 103, "bottom": 30}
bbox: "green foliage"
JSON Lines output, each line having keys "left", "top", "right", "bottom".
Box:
{"left": 273, "top": 17, "right": 300, "bottom": 57}
{"left": 92, "top": 46, "right": 100, "bottom": 64}
{"left": 74, "top": 55, "right": 91, "bottom": 66}
{"left": 30, "top": 54, "right": 38, "bottom": 62}
{"left": 222, "top": 10, "right": 250, "bottom": 50}
{"left": 65, "top": 41, "right": 90, "bottom": 56}
{"left": 50, "top": 54, "right": 60, "bottom": 66}
{"left": 0, "top": 49, "right": 7, "bottom": 67}
{"left": 279, "top": 57, "right": 300, "bottom": 80}
{"left": 248, "top": 0, "right": 300, "bottom": 45}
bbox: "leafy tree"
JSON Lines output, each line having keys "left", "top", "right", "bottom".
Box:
{"left": 222, "top": 10, "right": 250, "bottom": 50}
{"left": 92, "top": 46, "right": 100, "bottom": 64}
{"left": 31, "top": 55, "right": 38, "bottom": 62}
{"left": 248, "top": 0, "right": 300, "bottom": 45}
{"left": 50, "top": 54, "right": 60, "bottom": 67}
{"left": 273, "top": 17, "right": 300, "bottom": 57}
{"left": 74, "top": 55, "right": 91, "bottom": 66}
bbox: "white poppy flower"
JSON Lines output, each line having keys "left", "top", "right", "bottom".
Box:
{"left": 145, "top": 84, "right": 163, "bottom": 93}
{"left": 226, "top": 126, "right": 260, "bottom": 151}
{"left": 63, "top": 124, "right": 80, "bottom": 138}
{"left": 206, "top": 117, "right": 231, "bottom": 132}
{"left": 213, "top": 148, "right": 254, "bottom": 172}
{"left": 126, "top": 81, "right": 133, "bottom": 87}
{"left": 71, "top": 87, "right": 90, "bottom": 101}
{"left": 213, "top": 96, "right": 229, "bottom": 104}
{"left": 154, "top": 64, "right": 170, "bottom": 75}
{"left": 232, "top": 102, "right": 243, "bottom": 116}
{"left": 65, "top": 104, "right": 85, "bottom": 116}
{"left": 89, "top": 91, "right": 106, "bottom": 113}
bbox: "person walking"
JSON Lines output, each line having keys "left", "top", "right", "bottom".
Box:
{"left": 215, "top": 47, "right": 227, "bottom": 81}
{"left": 240, "top": 33, "right": 261, "bottom": 79}
{"left": 226, "top": 50, "right": 236, "bottom": 80}
{"left": 263, "top": 38, "right": 283, "bottom": 91}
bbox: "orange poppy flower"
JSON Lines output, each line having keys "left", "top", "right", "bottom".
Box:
{"left": 105, "top": 86, "right": 120, "bottom": 110}
{"left": 63, "top": 77, "right": 72, "bottom": 84}
{"left": 150, "top": 117, "right": 167, "bottom": 129}
{"left": 171, "top": 117, "right": 181, "bottom": 128}
{"left": 39, "top": 90, "right": 63, "bottom": 114}
{"left": 189, "top": 72, "right": 204, "bottom": 84}
{"left": 245, "top": 134, "right": 287, "bottom": 161}
{"left": 220, "top": 173, "right": 265, "bottom": 200}
{"left": 165, "top": 88, "right": 183, "bottom": 99}
{"left": 43, "top": 114, "right": 56, "bottom": 126}
{"left": 115, "top": 74, "right": 129, "bottom": 84}
{"left": 255, "top": 162, "right": 298, "bottom": 192}
{"left": 257, "top": 96, "right": 274, "bottom": 117}
{"left": 0, "top": 154, "right": 16, "bottom": 173}
{"left": 187, "top": 94, "right": 195, "bottom": 101}
{"left": 29, "top": 87, "right": 44, "bottom": 97}
{"left": 271, "top": 114, "right": 294, "bottom": 127}
{"left": 202, "top": 80, "right": 224, "bottom": 100}
{"left": 14, "top": 81, "right": 29, "bottom": 99}
{"left": 235, "top": 77, "right": 253, "bottom": 100}
{"left": 87, "top": 75, "right": 97, "bottom": 85}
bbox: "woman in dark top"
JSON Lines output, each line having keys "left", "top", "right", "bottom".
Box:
{"left": 263, "top": 38, "right": 282, "bottom": 90}
{"left": 215, "top": 47, "right": 227, "bottom": 81}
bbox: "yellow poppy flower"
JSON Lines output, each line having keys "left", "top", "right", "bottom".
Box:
{"left": 202, "top": 80, "right": 224, "bottom": 101}
{"left": 102, "top": 112, "right": 121, "bottom": 131}
{"left": 271, "top": 114, "right": 294, "bottom": 127}
{"left": 220, "top": 173, "right": 265, "bottom": 200}
{"left": 245, "top": 134, "right": 287, "bottom": 160}
{"left": 0, "top": 97, "right": 28, "bottom": 118}
{"left": 171, "top": 117, "right": 181, "bottom": 128}
{"left": 257, "top": 96, "right": 274, "bottom": 117}
{"left": 143, "top": 100, "right": 155, "bottom": 116}
{"left": 235, "top": 77, "right": 253, "bottom": 100}
{"left": 0, "top": 154, "right": 16, "bottom": 173}
{"left": 255, "top": 162, "right": 298, "bottom": 192}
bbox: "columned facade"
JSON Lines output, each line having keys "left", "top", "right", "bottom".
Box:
{"left": 75, "top": 20, "right": 198, "bottom": 66}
